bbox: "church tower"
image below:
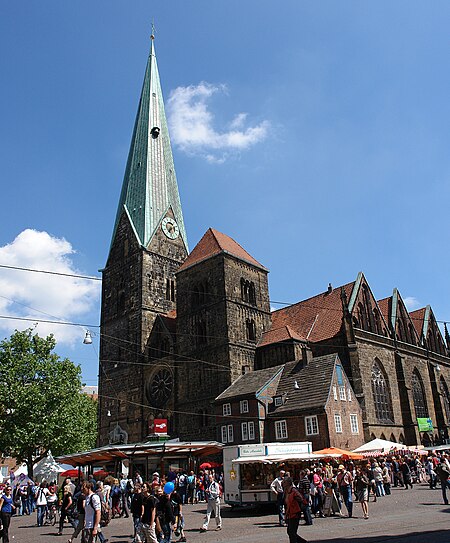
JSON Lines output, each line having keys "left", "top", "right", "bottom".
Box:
{"left": 98, "top": 35, "right": 188, "bottom": 445}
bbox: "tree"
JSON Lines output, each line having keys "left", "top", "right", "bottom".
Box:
{"left": 0, "top": 329, "right": 97, "bottom": 477}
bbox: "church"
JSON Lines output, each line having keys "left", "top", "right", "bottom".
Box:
{"left": 97, "top": 37, "right": 450, "bottom": 449}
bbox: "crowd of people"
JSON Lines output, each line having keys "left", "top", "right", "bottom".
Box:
{"left": 0, "top": 467, "right": 224, "bottom": 543}
{"left": 1, "top": 453, "right": 450, "bottom": 543}
{"left": 270, "top": 451, "right": 450, "bottom": 543}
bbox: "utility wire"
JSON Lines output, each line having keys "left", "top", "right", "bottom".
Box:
{"left": 0, "top": 264, "right": 101, "bottom": 281}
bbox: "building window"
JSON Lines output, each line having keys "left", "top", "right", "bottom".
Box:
{"left": 305, "top": 415, "right": 319, "bottom": 436}
{"left": 246, "top": 319, "right": 256, "bottom": 342}
{"left": 347, "top": 388, "right": 352, "bottom": 401}
{"left": 241, "top": 422, "right": 249, "bottom": 441}
{"left": 334, "top": 414, "right": 342, "bottom": 433}
{"left": 350, "top": 414, "right": 359, "bottom": 434}
{"left": 240, "top": 400, "right": 249, "bottom": 413}
{"left": 333, "top": 386, "right": 337, "bottom": 400}
{"left": 274, "top": 396, "right": 283, "bottom": 407}
{"left": 248, "top": 421, "right": 255, "bottom": 440}
{"left": 412, "top": 369, "right": 428, "bottom": 419}
{"left": 440, "top": 377, "right": 450, "bottom": 423}
{"left": 227, "top": 424, "right": 234, "bottom": 443}
{"left": 221, "top": 425, "right": 227, "bottom": 443}
{"left": 339, "top": 386, "right": 346, "bottom": 401}
{"left": 371, "top": 359, "right": 394, "bottom": 423}
{"left": 242, "top": 365, "right": 250, "bottom": 375}
{"left": 165, "top": 278, "right": 175, "bottom": 301}
{"left": 223, "top": 403, "right": 231, "bottom": 416}
{"left": 192, "top": 281, "right": 208, "bottom": 307}
{"left": 241, "top": 279, "right": 256, "bottom": 305}
{"left": 275, "top": 420, "right": 288, "bottom": 440}
{"left": 195, "top": 319, "right": 207, "bottom": 345}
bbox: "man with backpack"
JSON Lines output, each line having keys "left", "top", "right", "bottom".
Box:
{"left": 82, "top": 482, "right": 101, "bottom": 543}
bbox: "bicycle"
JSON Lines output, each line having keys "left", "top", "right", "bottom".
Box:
{"left": 44, "top": 503, "right": 59, "bottom": 526}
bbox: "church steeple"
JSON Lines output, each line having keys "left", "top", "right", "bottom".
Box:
{"left": 111, "top": 35, "right": 188, "bottom": 252}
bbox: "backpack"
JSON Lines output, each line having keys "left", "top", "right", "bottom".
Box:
{"left": 89, "top": 494, "right": 112, "bottom": 527}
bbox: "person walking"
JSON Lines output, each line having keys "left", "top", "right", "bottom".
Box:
{"left": 186, "top": 471, "right": 196, "bottom": 505}
{"left": 270, "top": 469, "right": 286, "bottom": 526}
{"left": 130, "top": 483, "right": 144, "bottom": 543}
{"left": 337, "top": 465, "right": 353, "bottom": 518}
{"left": 200, "top": 474, "right": 222, "bottom": 533}
{"left": 435, "top": 457, "right": 450, "bottom": 505}
{"left": 67, "top": 490, "right": 85, "bottom": 543}
{"left": 297, "top": 470, "right": 313, "bottom": 525}
{"left": 82, "top": 482, "right": 101, "bottom": 543}
{"left": 156, "top": 484, "right": 176, "bottom": 543}
{"left": 57, "top": 484, "right": 73, "bottom": 535}
{"left": 140, "top": 482, "right": 158, "bottom": 543}
{"left": 283, "top": 478, "right": 308, "bottom": 543}
{"left": 0, "top": 485, "right": 16, "bottom": 543}
{"left": 354, "top": 467, "right": 370, "bottom": 519}
{"left": 35, "top": 481, "right": 49, "bottom": 527}
{"left": 400, "top": 459, "right": 413, "bottom": 490}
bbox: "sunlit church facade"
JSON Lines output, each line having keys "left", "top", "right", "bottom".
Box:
{"left": 97, "top": 37, "right": 450, "bottom": 449}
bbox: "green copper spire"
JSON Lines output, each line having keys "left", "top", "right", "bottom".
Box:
{"left": 111, "top": 35, "right": 188, "bottom": 251}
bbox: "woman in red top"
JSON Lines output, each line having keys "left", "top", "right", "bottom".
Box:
{"left": 282, "top": 478, "right": 308, "bottom": 543}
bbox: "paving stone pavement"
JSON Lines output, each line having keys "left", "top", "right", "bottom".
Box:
{"left": 7, "top": 484, "right": 450, "bottom": 543}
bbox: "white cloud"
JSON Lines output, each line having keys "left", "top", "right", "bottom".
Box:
{"left": 0, "top": 230, "right": 100, "bottom": 346}
{"left": 404, "top": 296, "right": 421, "bottom": 311}
{"left": 167, "top": 82, "right": 269, "bottom": 162}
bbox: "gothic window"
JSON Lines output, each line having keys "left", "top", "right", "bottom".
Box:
{"left": 146, "top": 368, "right": 173, "bottom": 408}
{"left": 241, "top": 279, "right": 256, "bottom": 305}
{"left": 165, "top": 278, "right": 175, "bottom": 301}
{"left": 397, "top": 318, "right": 406, "bottom": 343}
{"left": 440, "top": 377, "right": 450, "bottom": 423}
{"left": 371, "top": 359, "right": 394, "bottom": 423}
{"left": 357, "top": 302, "right": 369, "bottom": 331}
{"left": 246, "top": 319, "right": 256, "bottom": 342}
{"left": 362, "top": 285, "right": 376, "bottom": 332}
{"left": 411, "top": 369, "right": 428, "bottom": 419}
{"left": 195, "top": 319, "right": 207, "bottom": 345}
{"left": 373, "top": 309, "right": 383, "bottom": 335}
{"left": 192, "top": 281, "right": 208, "bottom": 307}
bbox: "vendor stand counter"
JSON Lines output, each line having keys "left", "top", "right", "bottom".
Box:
{"left": 223, "top": 442, "right": 323, "bottom": 506}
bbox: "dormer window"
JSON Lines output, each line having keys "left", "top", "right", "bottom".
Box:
{"left": 274, "top": 396, "right": 283, "bottom": 407}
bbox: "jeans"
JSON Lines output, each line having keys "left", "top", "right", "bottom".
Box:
{"left": 0, "top": 512, "right": 12, "bottom": 543}
{"left": 375, "top": 481, "right": 385, "bottom": 497}
{"left": 158, "top": 520, "right": 172, "bottom": 543}
{"left": 339, "top": 485, "right": 353, "bottom": 517}
{"left": 441, "top": 479, "right": 450, "bottom": 504}
{"left": 276, "top": 492, "right": 285, "bottom": 525}
{"left": 36, "top": 505, "right": 46, "bottom": 526}
{"left": 301, "top": 502, "right": 313, "bottom": 525}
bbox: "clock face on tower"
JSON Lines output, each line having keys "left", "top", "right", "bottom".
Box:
{"left": 161, "top": 217, "right": 179, "bottom": 240}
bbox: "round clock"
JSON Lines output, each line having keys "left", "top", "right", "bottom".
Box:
{"left": 161, "top": 217, "right": 179, "bottom": 240}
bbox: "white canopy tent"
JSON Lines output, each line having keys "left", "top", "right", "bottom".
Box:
{"left": 352, "top": 438, "right": 408, "bottom": 453}
{"left": 33, "top": 451, "right": 65, "bottom": 483}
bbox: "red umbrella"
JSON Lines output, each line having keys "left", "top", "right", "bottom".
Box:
{"left": 60, "top": 469, "right": 80, "bottom": 478}
{"left": 93, "top": 470, "right": 110, "bottom": 478}
{"left": 199, "top": 462, "right": 222, "bottom": 470}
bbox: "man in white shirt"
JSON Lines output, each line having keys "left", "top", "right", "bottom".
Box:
{"left": 200, "top": 475, "right": 222, "bottom": 532}
{"left": 270, "top": 470, "right": 286, "bottom": 526}
{"left": 82, "top": 482, "right": 101, "bottom": 543}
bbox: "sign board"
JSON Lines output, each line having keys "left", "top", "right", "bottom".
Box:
{"left": 417, "top": 418, "right": 433, "bottom": 432}
{"left": 153, "top": 419, "right": 168, "bottom": 434}
{"left": 266, "top": 442, "right": 312, "bottom": 456}
{"left": 238, "top": 444, "right": 266, "bottom": 457}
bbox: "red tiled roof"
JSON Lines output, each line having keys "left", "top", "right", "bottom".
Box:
{"left": 266, "top": 281, "right": 356, "bottom": 345}
{"left": 409, "top": 307, "right": 426, "bottom": 339}
{"left": 377, "top": 297, "right": 391, "bottom": 324}
{"left": 177, "top": 228, "right": 267, "bottom": 272}
{"left": 258, "top": 325, "right": 307, "bottom": 347}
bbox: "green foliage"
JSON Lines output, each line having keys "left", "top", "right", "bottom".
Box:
{"left": 0, "top": 329, "right": 97, "bottom": 469}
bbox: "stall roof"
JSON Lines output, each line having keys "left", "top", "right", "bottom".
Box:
{"left": 231, "top": 452, "right": 323, "bottom": 464}
{"left": 56, "top": 440, "right": 223, "bottom": 467}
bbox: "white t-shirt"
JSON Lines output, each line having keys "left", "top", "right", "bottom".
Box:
{"left": 84, "top": 493, "right": 101, "bottom": 529}
{"left": 35, "top": 487, "right": 49, "bottom": 506}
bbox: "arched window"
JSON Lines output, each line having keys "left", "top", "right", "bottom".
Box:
{"left": 440, "top": 377, "right": 450, "bottom": 423}
{"left": 246, "top": 319, "right": 256, "bottom": 342}
{"left": 371, "top": 359, "right": 394, "bottom": 423}
{"left": 380, "top": 433, "right": 386, "bottom": 441}
{"left": 390, "top": 433, "right": 396, "bottom": 443}
{"left": 399, "top": 433, "right": 405, "bottom": 444}
{"left": 411, "top": 370, "right": 428, "bottom": 419}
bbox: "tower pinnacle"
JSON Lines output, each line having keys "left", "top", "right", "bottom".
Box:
{"left": 110, "top": 37, "right": 188, "bottom": 252}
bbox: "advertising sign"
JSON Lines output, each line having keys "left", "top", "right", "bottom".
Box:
{"left": 152, "top": 419, "right": 168, "bottom": 434}
{"left": 417, "top": 418, "right": 433, "bottom": 432}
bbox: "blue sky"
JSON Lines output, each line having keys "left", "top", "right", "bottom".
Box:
{"left": 1, "top": 1, "right": 449, "bottom": 385}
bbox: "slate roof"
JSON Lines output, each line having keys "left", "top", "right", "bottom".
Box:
{"left": 215, "top": 353, "right": 340, "bottom": 416}
{"left": 266, "top": 282, "right": 355, "bottom": 345}
{"left": 177, "top": 228, "right": 267, "bottom": 272}
{"left": 269, "top": 354, "right": 338, "bottom": 414}
{"left": 216, "top": 364, "right": 285, "bottom": 401}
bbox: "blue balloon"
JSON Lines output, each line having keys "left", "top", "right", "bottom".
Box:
{"left": 164, "top": 482, "right": 174, "bottom": 494}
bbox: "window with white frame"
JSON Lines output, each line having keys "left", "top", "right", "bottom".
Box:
{"left": 223, "top": 403, "right": 231, "bottom": 416}
{"left": 348, "top": 388, "right": 352, "bottom": 401}
{"left": 274, "top": 396, "right": 283, "bottom": 407}
{"left": 334, "top": 413, "right": 342, "bottom": 433}
{"left": 248, "top": 421, "right": 255, "bottom": 440}
{"left": 241, "top": 422, "right": 249, "bottom": 441}
{"left": 333, "top": 386, "right": 338, "bottom": 400}
{"left": 350, "top": 414, "right": 359, "bottom": 434}
{"left": 275, "top": 420, "right": 288, "bottom": 440}
{"left": 339, "top": 386, "right": 346, "bottom": 401}
{"left": 227, "top": 424, "right": 234, "bottom": 442}
{"left": 221, "top": 425, "right": 228, "bottom": 443}
{"left": 305, "top": 415, "right": 319, "bottom": 436}
{"left": 240, "top": 399, "right": 249, "bottom": 413}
